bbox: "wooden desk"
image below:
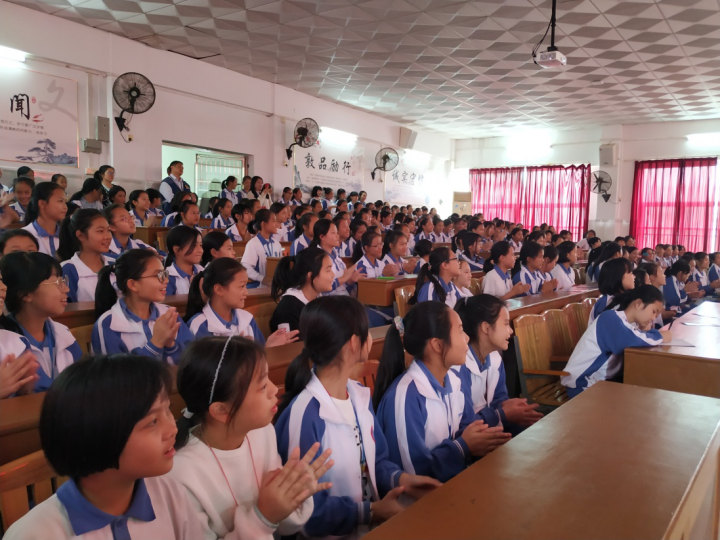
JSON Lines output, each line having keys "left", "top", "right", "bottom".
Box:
{"left": 55, "top": 289, "right": 273, "bottom": 328}
{"left": 134, "top": 226, "right": 169, "bottom": 247}
{"left": 506, "top": 286, "right": 598, "bottom": 321}
{"left": 0, "top": 324, "right": 392, "bottom": 466}
{"left": 357, "top": 276, "right": 417, "bottom": 306}
{"left": 366, "top": 382, "right": 720, "bottom": 540}
{"left": 198, "top": 218, "right": 211, "bottom": 227}
{"left": 625, "top": 301, "right": 720, "bottom": 398}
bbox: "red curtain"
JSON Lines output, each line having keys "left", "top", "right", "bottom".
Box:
{"left": 523, "top": 165, "right": 591, "bottom": 240}
{"left": 470, "top": 168, "right": 523, "bottom": 222}
{"left": 630, "top": 158, "right": 716, "bottom": 252}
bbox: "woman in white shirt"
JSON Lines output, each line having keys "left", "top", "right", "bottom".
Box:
{"left": 551, "top": 241, "right": 579, "bottom": 291}
{"left": 482, "top": 241, "right": 530, "bottom": 299}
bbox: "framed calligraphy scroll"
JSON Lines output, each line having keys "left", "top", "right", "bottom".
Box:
{"left": 292, "top": 138, "right": 364, "bottom": 196}
{"left": 0, "top": 66, "right": 79, "bottom": 167}
{"left": 384, "top": 150, "right": 438, "bottom": 207}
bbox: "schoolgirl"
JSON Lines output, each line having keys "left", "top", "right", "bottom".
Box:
{"left": 219, "top": 175, "right": 240, "bottom": 206}
{"left": 663, "top": 260, "right": 698, "bottom": 312}
{"left": 381, "top": 230, "right": 417, "bottom": 275}
{"left": 226, "top": 202, "right": 254, "bottom": 242}
{"left": 3, "top": 355, "right": 232, "bottom": 540}
{"left": 0, "top": 229, "right": 38, "bottom": 255}
{"left": 174, "top": 200, "right": 203, "bottom": 233}
{"left": 409, "top": 246, "right": 462, "bottom": 308}
{"left": 482, "top": 241, "right": 530, "bottom": 299}
{"left": 508, "top": 227, "right": 524, "bottom": 251}
{"left": 161, "top": 192, "right": 192, "bottom": 227}
{"left": 510, "top": 241, "right": 548, "bottom": 296}
{"left": 58, "top": 209, "right": 114, "bottom": 303}
{"left": 126, "top": 189, "right": 152, "bottom": 226}
{"left": 290, "top": 213, "right": 317, "bottom": 256}
{"left": 538, "top": 244, "right": 558, "bottom": 290}
{"left": 454, "top": 295, "right": 542, "bottom": 432}
{"left": 22, "top": 181, "right": 67, "bottom": 258}
{"left": 690, "top": 251, "right": 720, "bottom": 294}
{"left": 211, "top": 197, "right": 235, "bottom": 230}
{"left": 275, "top": 297, "right": 440, "bottom": 537}
{"left": 354, "top": 231, "right": 391, "bottom": 278}
{"left": 589, "top": 257, "right": 635, "bottom": 324}
{"left": 454, "top": 259, "right": 474, "bottom": 298}
{"left": 240, "top": 209, "right": 284, "bottom": 288}
{"left": 412, "top": 239, "right": 433, "bottom": 274}
{"left": 415, "top": 217, "right": 434, "bottom": 243}
{"left": 321, "top": 188, "right": 335, "bottom": 212}
{"left": 204, "top": 198, "right": 218, "bottom": 220}
{"left": 562, "top": 286, "right": 669, "bottom": 397}
{"left": 165, "top": 226, "right": 204, "bottom": 295}
{"left": 104, "top": 204, "right": 156, "bottom": 260}
{"left": 200, "top": 231, "right": 237, "bottom": 266}
{"left": 309, "top": 186, "right": 323, "bottom": 207}
{"left": 550, "top": 241, "right": 578, "bottom": 291}
{"left": 92, "top": 249, "right": 193, "bottom": 363}
{"left": 346, "top": 219, "right": 367, "bottom": 258}
{"left": 186, "top": 258, "right": 298, "bottom": 347}
{"left": 108, "top": 185, "right": 127, "bottom": 207}
{"left": 70, "top": 178, "right": 104, "bottom": 211}
{"left": 374, "top": 301, "right": 507, "bottom": 483}
{"left": 290, "top": 187, "right": 304, "bottom": 206}
{"left": 10, "top": 176, "right": 33, "bottom": 222}
{"left": 239, "top": 176, "right": 252, "bottom": 199}
{"left": 589, "top": 242, "right": 622, "bottom": 282}
{"left": 458, "top": 232, "right": 484, "bottom": 271}
{"left": 333, "top": 215, "right": 352, "bottom": 257}
{"left": 146, "top": 188, "right": 165, "bottom": 218}
{"left": 312, "top": 218, "right": 361, "bottom": 296}
{"left": 708, "top": 252, "right": 720, "bottom": 284}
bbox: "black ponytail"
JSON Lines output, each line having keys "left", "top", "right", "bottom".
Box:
{"left": 252, "top": 208, "right": 272, "bottom": 235}
{"left": 201, "top": 231, "right": 232, "bottom": 266}
{"left": 462, "top": 232, "right": 481, "bottom": 260}
{"left": 276, "top": 296, "right": 368, "bottom": 420}
{"left": 512, "top": 241, "right": 544, "bottom": 278}
{"left": 184, "top": 271, "right": 206, "bottom": 323}
{"left": 220, "top": 176, "right": 237, "bottom": 191}
{"left": 95, "top": 249, "right": 159, "bottom": 317}
{"left": 293, "top": 213, "right": 316, "bottom": 243}
{"left": 212, "top": 198, "right": 231, "bottom": 219}
{"left": 352, "top": 231, "right": 380, "bottom": 263}
{"left": 185, "top": 258, "right": 246, "bottom": 322}
{"left": 483, "top": 240, "right": 513, "bottom": 274}
{"left": 373, "top": 301, "right": 452, "bottom": 410}
{"left": 454, "top": 294, "right": 506, "bottom": 345}
{"left": 413, "top": 239, "right": 433, "bottom": 258}
{"left": 57, "top": 209, "right": 105, "bottom": 262}
{"left": 665, "top": 259, "right": 690, "bottom": 278}
{"left": 409, "top": 247, "right": 452, "bottom": 305}
{"left": 271, "top": 247, "right": 328, "bottom": 301}
{"left": 606, "top": 284, "right": 664, "bottom": 313}
{"left": 310, "top": 218, "right": 333, "bottom": 250}
{"left": 382, "top": 230, "right": 404, "bottom": 258}
{"left": 25, "top": 182, "right": 65, "bottom": 226}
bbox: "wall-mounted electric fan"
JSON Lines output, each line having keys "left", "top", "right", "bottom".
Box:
{"left": 286, "top": 118, "right": 319, "bottom": 159}
{"left": 371, "top": 147, "right": 399, "bottom": 181}
{"left": 592, "top": 170, "right": 613, "bottom": 202}
{"left": 112, "top": 72, "right": 156, "bottom": 133}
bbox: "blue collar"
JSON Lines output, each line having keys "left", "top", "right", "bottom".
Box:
{"left": 14, "top": 317, "right": 53, "bottom": 351}
{"left": 468, "top": 345, "right": 490, "bottom": 373}
{"left": 32, "top": 220, "right": 60, "bottom": 238}
{"left": 415, "top": 359, "right": 453, "bottom": 397}
{"left": 113, "top": 235, "right": 130, "bottom": 252}
{"left": 132, "top": 209, "right": 147, "bottom": 221}
{"left": 172, "top": 262, "right": 197, "bottom": 280}
{"left": 561, "top": 263, "right": 572, "bottom": 275}
{"left": 210, "top": 304, "right": 239, "bottom": 329}
{"left": 436, "top": 275, "right": 454, "bottom": 293}
{"left": 385, "top": 253, "right": 400, "bottom": 265}
{"left": 302, "top": 233, "right": 311, "bottom": 245}
{"left": 494, "top": 266, "right": 511, "bottom": 281}
{"left": 120, "top": 298, "right": 160, "bottom": 323}
{"left": 57, "top": 478, "right": 155, "bottom": 537}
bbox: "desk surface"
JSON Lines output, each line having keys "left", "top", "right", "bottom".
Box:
{"left": 366, "top": 382, "right": 720, "bottom": 540}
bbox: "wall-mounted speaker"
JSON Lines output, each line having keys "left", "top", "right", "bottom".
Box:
{"left": 599, "top": 144, "right": 617, "bottom": 167}
{"left": 399, "top": 127, "right": 417, "bottom": 149}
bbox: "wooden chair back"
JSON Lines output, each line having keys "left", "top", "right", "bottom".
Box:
{"left": 582, "top": 297, "right": 597, "bottom": 320}
{"left": 244, "top": 302, "right": 277, "bottom": 339}
{"left": 562, "top": 302, "right": 588, "bottom": 346}
{"left": 70, "top": 324, "right": 94, "bottom": 355}
{"left": 469, "top": 277, "right": 483, "bottom": 296}
{"left": 350, "top": 360, "right": 380, "bottom": 394}
{"left": 577, "top": 267, "right": 586, "bottom": 285}
{"left": 0, "top": 451, "right": 67, "bottom": 530}
{"left": 156, "top": 230, "right": 169, "bottom": 253}
{"left": 394, "top": 285, "right": 416, "bottom": 318}
{"left": 542, "top": 309, "right": 574, "bottom": 357}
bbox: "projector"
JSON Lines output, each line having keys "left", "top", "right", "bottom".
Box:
{"left": 536, "top": 49, "right": 567, "bottom": 69}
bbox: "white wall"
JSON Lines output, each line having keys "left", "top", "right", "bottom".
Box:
{"left": 0, "top": 0, "right": 451, "bottom": 206}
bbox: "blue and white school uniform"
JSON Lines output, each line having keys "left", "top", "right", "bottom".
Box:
{"left": 585, "top": 263, "right": 597, "bottom": 284}
{"left": 413, "top": 258, "right": 427, "bottom": 274}
{"left": 188, "top": 303, "right": 265, "bottom": 345}
{"left": 338, "top": 240, "right": 353, "bottom": 257}
{"left": 346, "top": 237, "right": 358, "bottom": 257}
{"left": 9, "top": 316, "right": 82, "bottom": 393}
{"left": 290, "top": 197, "right": 302, "bottom": 207}
{"left": 459, "top": 252, "right": 483, "bottom": 272}
{"left": 709, "top": 263, "right": 720, "bottom": 284}
{"left": 482, "top": 266, "right": 513, "bottom": 298}
{"left": 551, "top": 263, "right": 576, "bottom": 291}
{"left": 240, "top": 234, "right": 284, "bottom": 288}
{"left": 561, "top": 310, "right": 662, "bottom": 397}
{"left": 148, "top": 206, "right": 165, "bottom": 218}
{"left": 689, "top": 267, "right": 715, "bottom": 295}
{"left": 416, "top": 275, "right": 461, "bottom": 308}
{"left": 0, "top": 329, "right": 29, "bottom": 360}
{"left": 226, "top": 224, "right": 249, "bottom": 242}
{"left": 510, "top": 239, "right": 523, "bottom": 251}
{"left": 356, "top": 255, "right": 385, "bottom": 278}
{"left": 664, "top": 275, "right": 689, "bottom": 312}
{"left": 166, "top": 262, "right": 204, "bottom": 296}
{"left": 204, "top": 211, "right": 213, "bottom": 219}
{"left": 211, "top": 215, "right": 235, "bottom": 229}
{"left": 512, "top": 265, "right": 542, "bottom": 296}
{"left": 290, "top": 233, "right": 311, "bottom": 256}
{"left": 10, "top": 202, "right": 26, "bottom": 221}
{"left": 61, "top": 253, "right": 115, "bottom": 303}
{"left": 453, "top": 348, "right": 508, "bottom": 427}
{"left": 239, "top": 188, "right": 251, "bottom": 200}
{"left": 540, "top": 270, "right": 554, "bottom": 288}
{"left": 326, "top": 248, "right": 350, "bottom": 296}
{"left": 92, "top": 298, "right": 193, "bottom": 364}
{"left": 220, "top": 188, "right": 239, "bottom": 206}
{"left": 321, "top": 198, "right": 334, "bottom": 211}
{"left": 415, "top": 230, "right": 432, "bottom": 243}
{"left": 131, "top": 208, "right": 150, "bottom": 226}
{"left": 104, "top": 235, "right": 155, "bottom": 260}
{"left": 381, "top": 253, "right": 407, "bottom": 275}
{"left": 275, "top": 373, "right": 404, "bottom": 538}
{"left": 588, "top": 294, "right": 614, "bottom": 324}
{"left": 161, "top": 212, "right": 178, "bottom": 227}
{"left": 377, "top": 359, "right": 475, "bottom": 483}
{"left": 457, "top": 286, "right": 473, "bottom": 298}
{"left": 272, "top": 223, "right": 289, "bottom": 243}
{"left": 23, "top": 221, "right": 60, "bottom": 258}
{"left": 72, "top": 198, "right": 104, "bottom": 210}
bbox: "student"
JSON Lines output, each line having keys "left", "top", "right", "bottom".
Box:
{"left": 227, "top": 202, "right": 254, "bottom": 242}
{"left": 126, "top": 189, "right": 153, "bottom": 226}
{"left": 482, "top": 241, "right": 530, "bottom": 299}
{"left": 458, "top": 232, "right": 484, "bottom": 271}
{"left": 412, "top": 238, "right": 433, "bottom": 274}
{"left": 347, "top": 219, "right": 367, "bottom": 257}
{"left": 162, "top": 192, "right": 193, "bottom": 227}
{"left": 219, "top": 175, "right": 240, "bottom": 206}
{"left": 633, "top": 267, "right": 651, "bottom": 288}
{"left": 562, "top": 286, "right": 670, "bottom": 397}
{"left": 175, "top": 200, "right": 203, "bottom": 232}
{"left": 590, "top": 241, "right": 622, "bottom": 282}
{"left": 290, "top": 212, "right": 317, "bottom": 256}
{"left": 290, "top": 187, "right": 304, "bottom": 206}
{"left": 160, "top": 160, "right": 191, "bottom": 212}
{"left": 454, "top": 295, "right": 542, "bottom": 432}
{"left": 275, "top": 297, "right": 440, "bottom": 537}
{"left": 0, "top": 252, "right": 82, "bottom": 392}
{"left": 508, "top": 227, "right": 523, "bottom": 251}
{"left": 644, "top": 261, "right": 675, "bottom": 325}
{"left": 58, "top": 209, "right": 114, "bottom": 303}
{"left": 185, "top": 258, "right": 298, "bottom": 346}
{"left": 165, "top": 226, "right": 204, "bottom": 295}
{"left": 241, "top": 209, "right": 284, "bottom": 288}
{"left": 50, "top": 173, "right": 68, "bottom": 195}
{"left": 589, "top": 258, "right": 635, "bottom": 324}
{"left": 70, "top": 178, "right": 104, "bottom": 211}
{"left": 211, "top": 198, "right": 235, "bottom": 230}
{"left": 664, "top": 260, "right": 699, "bottom": 312}
{"left": 654, "top": 244, "right": 667, "bottom": 268}
{"left": 415, "top": 216, "right": 434, "bottom": 243}
{"left": 104, "top": 205, "right": 156, "bottom": 260}
{"left": 538, "top": 244, "right": 559, "bottom": 290}
{"left": 511, "top": 242, "right": 554, "bottom": 296}
{"left": 312, "top": 218, "right": 361, "bottom": 296}
{"left": 354, "top": 231, "right": 393, "bottom": 277}
{"left": 10, "top": 176, "right": 34, "bottom": 222}
{"left": 625, "top": 246, "right": 639, "bottom": 269}
{"left": 201, "top": 231, "right": 237, "bottom": 266}
{"left": 550, "top": 241, "right": 578, "bottom": 291}
{"left": 0, "top": 229, "right": 39, "bottom": 255}
{"left": 381, "top": 230, "right": 417, "bottom": 275}
{"left": 251, "top": 178, "right": 273, "bottom": 209}
{"left": 409, "top": 246, "right": 462, "bottom": 308}
{"left": 454, "top": 259, "right": 474, "bottom": 298}
{"left": 321, "top": 187, "right": 335, "bottom": 212}
{"left": 309, "top": 186, "right": 323, "bottom": 206}
{"left": 709, "top": 252, "right": 720, "bottom": 284}
{"left": 690, "top": 251, "right": 720, "bottom": 294}
{"left": 94, "top": 164, "right": 115, "bottom": 205}
{"left": 334, "top": 214, "right": 353, "bottom": 257}
{"left": 576, "top": 229, "right": 596, "bottom": 251}
{"left": 146, "top": 187, "right": 165, "bottom": 218}
{"left": 374, "top": 301, "right": 508, "bottom": 482}
{"left": 169, "top": 336, "right": 330, "bottom": 539}
{"left": 2, "top": 355, "right": 235, "bottom": 540}
{"left": 270, "top": 202, "right": 290, "bottom": 242}
{"left": 108, "top": 185, "right": 127, "bottom": 207}
{"left": 239, "top": 175, "right": 252, "bottom": 199}
{"left": 22, "top": 182, "right": 67, "bottom": 258}
{"left": 269, "top": 247, "right": 335, "bottom": 336}
{"left": 206, "top": 198, "right": 219, "bottom": 220}
{"left": 93, "top": 249, "right": 193, "bottom": 363}
{"left": 0, "top": 334, "right": 39, "bottom": 399}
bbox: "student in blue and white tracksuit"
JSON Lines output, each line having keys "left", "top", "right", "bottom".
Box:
{"left": 188, "top": 302, "right": 266, "bottom": 345}
{"left": 589, "top": 258, "right": 635, "bottom": 324}
{"left": 220, "top": 185, "right": 239, "bottom": 207}
{"left": 290, "top": 233, "right": 312, "bottom": 256}
{"left": 561, "top": 286, "right": 667, "bottom": 398}
{"left": 663, "top": 260, "right": 693, "bottom": 312}
{"left": 411, "top": 247, "right": 462, "bottom": 308}
{"left": 211, "top": 214, "right": 234, "bottom": 230}
{"left": 275, "top": 296, "right": 440, "bottom": 538}
{"left": 240, "top": 210, "right": 284, "bottom": 288}
{"left": 690, "top": 252, "right": 718, "bottom": 295}
{"left": 166, "top": 261, "right": 204, "bottom": 295}
{"left": 510, "top": 242, "right": 549, "bottom": 297}
{"left": 511, "top": 265, "right": 542, "bottom": 296}
{"left": 61, "top": 253, "right": 115, "bottom": 303}
{"left": 164, "top": 226, "right": 204, "bottom": 295}
{"left": 709, "top": 254, "right": 720, "bottom": 284}
{"left": 105, "top": 235, "right": 156, "bottom": 260}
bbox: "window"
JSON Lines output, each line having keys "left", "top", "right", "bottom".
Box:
{"left": 195, "top": 154, "right": 245, "bottom": 195}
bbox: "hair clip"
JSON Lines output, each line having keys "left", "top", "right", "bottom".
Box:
{"left": 181, "top": 408, "right": 194, "bottom": 419}
{"left": 393, "top": 316, "right": 405, "bottom": 333}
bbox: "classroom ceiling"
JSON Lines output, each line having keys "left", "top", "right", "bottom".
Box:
{"left": 11, "top": 0, "right": 720, "bottom": 138}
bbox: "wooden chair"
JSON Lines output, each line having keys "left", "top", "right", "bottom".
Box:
{"left": 350, "top": 360, "right": 380, "bottom": 394}
{"left": 542, "top": 309, "right": 574, "bottom": 359}
{"left": 70, "top": 324, "right": 94, "bottom": 355}
{"left": 582, "top": 297, "right": 597, "bottom": 321}
{"left": 0, "top": 450, "right": 67, "bottom": 530}
{"left": 513, "top": 314, "right": 570, "bottom": 408}
{"left": 244, "top": 302, "right": 277, "bottom": 339}
{"left": 156, "top": 230, "right": 169, "bottom": 253}
{"left": 394, "top": 285, "right": 415, "bottom": 318}
{"left": 562, "top": 302, "right": 588, "bottom": 347}
{"left": 469, "top": 277, "right": 483, "bottom": 296}
{"left": 577, "top": 267, "right": 586, "bottom": 285}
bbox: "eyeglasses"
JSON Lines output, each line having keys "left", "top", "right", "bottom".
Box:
{"left": 42, "top": 275, "right": 70, "bottom": 291}
{"left": 113, "top": 215, "right": 131, "bottom": 223}
{"left": 369, "top": 243, "right": 383, "bottom": 249}
{"left": 137, "top": 269, "right": 170, "bottom": 283}
{"left": 447, "top": 257, "right": 458, "bottom": 262}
